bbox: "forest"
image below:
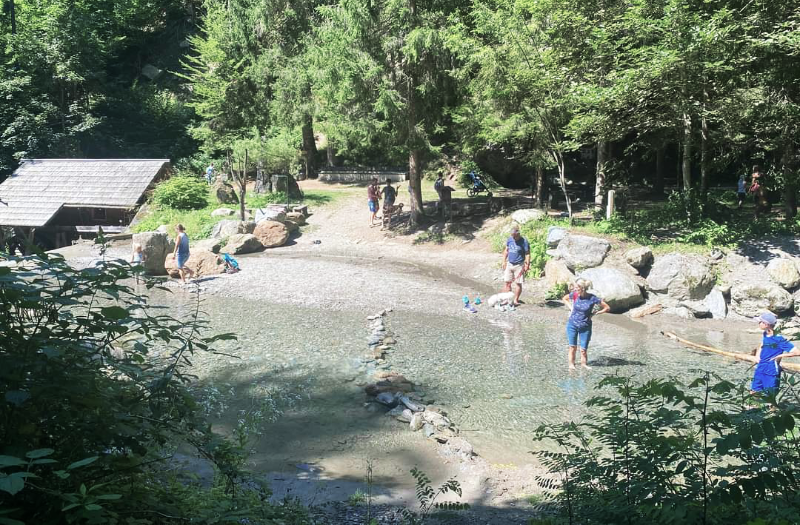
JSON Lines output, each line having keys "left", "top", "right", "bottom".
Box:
{"left": 1, "top": 0, "right": 798, "bottom": 223}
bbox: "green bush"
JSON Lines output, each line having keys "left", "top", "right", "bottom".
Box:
{"left": 533, "top": 374, "right": 800, "bottom": 524}
{"left": 0, "top": 247, "right": 310, "bottom": 523}
{"left": 153, "top": 175, "right": 210, "bottom": 210}
{"left": 458, "top": 159, "right": 499, "bottom": 190}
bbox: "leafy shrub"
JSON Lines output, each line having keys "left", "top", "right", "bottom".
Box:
{"left": 532, "top": 373, "right": 800, "bottom": 525}
{"left": 153, "top": 175, "right": 210, "bottom": 209}
{"left": 0, "top": 247, "right": 310, "bottom": 523}
{"left": 545, "top": 282, "right": 569, "bottom": 300}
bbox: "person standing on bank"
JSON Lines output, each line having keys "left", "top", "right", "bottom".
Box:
{"left": 737, "top": 174, "right": 747, "bottom": 208}
{"left": 367, "top": 177, "right": 380, "bottom": 226}
{"left": 562, "top": 278, "right": 610, "bottom": 371}
{"left": 501, "top": 226, "right": 530, "bottom": 307}
{"left": 173, "top": 224, "right": 195, "bottom": 284}
{"left": 380, "top": 179, "right": 397, "bottom": 230}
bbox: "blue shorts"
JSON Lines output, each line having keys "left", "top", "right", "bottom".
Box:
{"left": 566, "top": 322, "right": 592, "bottom": 349}
{"left": 176, "top": 253, "right": 189, "bottom": 269}
{"left": 751, "top": 374, "right": 779, "bottom": 393}
{"left": 369, "top": 200, "right": 378, "bottom": 213}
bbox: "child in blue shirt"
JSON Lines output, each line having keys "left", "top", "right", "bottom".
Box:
{"left": 752, "top": 311, "right": 800, "bottom": 394}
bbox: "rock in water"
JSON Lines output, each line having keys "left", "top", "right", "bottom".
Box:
{"left": 578, "top": 267, "right": 644, "bottom": 312}
{"left": 397, "top": 409, "right": 413, "bottom": 423}
{"left": 399, "top": 396, "right": 424, "bottom": 412}
{"left": 213, "top": 181, "right": 239, "bottom": 204}
{"left": 554, "top": 235, "right": 611, "bottom": 270}
{"left": 730, "top": 282, "right": 793, "bottom": 316}
{"left": 253, "top": 220, "right": 289, "bottom": 248}
{"left": 222, "top": 234, "right": 264, "bottom": 255}
{"left": 132, "top": 231, "right": 173, "bottom": 275}
{"left": 375, "top": 392, "right": 397, "bottom": 407}
{"left": 646, "top": 253, "right": 715, "bottom": 300}
{"left": 625, "top": 247, "right": 654, "bottom": 270}
{"left": 767, "top": 258, "right": 800, "bottom": 289}
{"left": 165, "top": 250, "right": 225, "bottom": 278}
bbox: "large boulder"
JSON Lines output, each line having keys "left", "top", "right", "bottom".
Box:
{"left": 646, "top": 253, "right": 715, "bottom": 300}
{"left": 730, "top": 281, "right": 793, "bottom": 316}
{"left": 253, "top": 220, "right": 289, "bottom": 248}
{"left": 271, "top": 175, "right": 303, "bottom": 199}
{"left": 544, "top": 259, "right": 575, "bottom": 290}
{"left": 213, "top": 181, "right": 239, "bottom": 204}
{"left": 546, "top": 226, "right": 568, "bottom": 248}
{"left": 555, "top": 235, "right": 611, "bottom": 270}
{"left": 211, "top": 207, "right": 236, "bottom": 217}
{"left": 579, "top": 267, "right": 644, "bottom": 312}
{"left": 165, "top": 250, "right": 225, "bottom": 278}
{"left": 255, "top": 207, "right": 286, "bottom": 223}
{"left": 511, "top": 208, "right": 546, "bottom": 225}
{"left": 131, "top": 231, "right": 174, "bottom": 275}
{"left": 222, "top": 234, "right": 264, "bottom": 255}
{"left": 286, "top": 211, "right": 306, "bottom": 225}
{"left": 767, "top": 258, "right": 800, "bottom": 289}
{"left": 193, "top": 238, "right": 223, "bottom": 254}
{"left": 705, "top": 288, "right": 728, "bottom": 319}
{"left": 210, "top": 220, "right": 255, "bottom": 239}
{"left": 625, "top": 247, "right": 654, "bottom": 270}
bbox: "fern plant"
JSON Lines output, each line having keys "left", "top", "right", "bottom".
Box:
{"left": 400, "top": 468, "right": 469, "bottom": 524}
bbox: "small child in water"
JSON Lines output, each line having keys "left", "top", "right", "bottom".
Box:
{"left": 131, "top": 243, "right": 144, "bottom": 264}
{"left": 752, "top": 311, "right": 800, "bottom": 396}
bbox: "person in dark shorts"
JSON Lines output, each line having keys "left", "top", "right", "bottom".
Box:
{"left": 751, "top": 311, "right": 799, "bottom": 395}
{"left": 562, "top": 278, "right": 610, "bottom": 370}
{"left": 367, "top": 177, "right": 380, "bottom": 226}
{"left": 737, "top": 174, "right": 747, "bottom": 208}
{"left": 380, "top": 179, "right": 397, "bottom": 229}
{"left": 173, "top": 224, "right": 195, "bottom": 284}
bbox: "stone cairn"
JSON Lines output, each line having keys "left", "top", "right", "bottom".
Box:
{"left": 360, "top": 310, "right": 476, "bottom": 461}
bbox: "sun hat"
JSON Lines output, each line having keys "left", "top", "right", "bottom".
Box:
{"left": 755, "top": 311, "right": 778, "bottom": 326}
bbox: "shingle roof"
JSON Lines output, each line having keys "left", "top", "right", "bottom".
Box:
{"left": 0, "top": 159, "right": 169, "bottom": 227}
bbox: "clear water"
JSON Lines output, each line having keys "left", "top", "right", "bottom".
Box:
{"left": 151, "top": 289, "right": 755, "bottom": 467}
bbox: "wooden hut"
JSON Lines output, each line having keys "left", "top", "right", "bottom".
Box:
{"left": 0, "top": 159, "right": 170, "bottom": 250}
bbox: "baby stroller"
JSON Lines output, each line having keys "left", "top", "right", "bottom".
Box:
{"left": 221, "top": 253, "right": 240, "bottom": 274}
{"left": 466, "top": 171, "right": 492, "bottom": 197}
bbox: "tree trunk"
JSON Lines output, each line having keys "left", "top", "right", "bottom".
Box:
{"left": 239, "top": 150, "right": 247, "bottom": 221}
{"left": 595, "top": 140, "right": 607, "bottom": 207}
{"left": 409, "top": 149, "right": 424, "bottom": 225}
{"left": 654, "top": 144, "right": 665, "bottom": 195}
{"left": 534, "top": 165, "right": 544, "bottom": 208}
{"left": 551, "top": 150, "right": 572, "bottom": 223}
{"left": 326, "top": 141, "right": 335, "bottom": 167}
{"left": 301, "top": 115, "right": 316, "bottom": 180}
{"left": 10, "top": 0, "right": 16, "bottom": 35}
{"left": 783, "top": 143, "right": 797, "bottom": 219}
{"left": 700, "top": 92, "right": 709, "bottom": 195}
{"left": 682, "top": 112, "right": 692, "bottom": 191}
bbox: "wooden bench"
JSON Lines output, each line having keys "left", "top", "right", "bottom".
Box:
{"left": 319, "top": 167, "right": 407, "bottom": 184}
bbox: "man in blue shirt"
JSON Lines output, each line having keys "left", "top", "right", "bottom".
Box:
{"left": 206, "top": 163, "right": 215, "bottom": 184}
{"left": 752, "top": 311, "right": 800, "bottom": 395}
{"left": 501, "top": 226, "right": 530, "bottom": 306}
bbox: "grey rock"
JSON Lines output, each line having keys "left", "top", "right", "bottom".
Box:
{"left": 386, "top": 405, "right": 405, "bottom": 417}
{"left": 399, "top": 396, "right": 425, "bottom": 412}
{"left": 255, "top": 207, "right": 286, "bottom": 223}
{"left": 211, "top": 220, "right": 254, "bottom": 239}
{"left": 131, "top": 231, "right": 174, "bottom": 275}
{"left": 705, "top": 288, "right": 728, "bottom": 319}
{"left": 546, "top": 226, "right": 568, "bottom": 248}
{"left": 578, "top": 267, "right": 644, "bottom": 312}
{"left": 375, "top": 392, "right": 397, "bottom": 407}
{"left": 193, "top": 238, "right": 223, "bottom": 254}
{"left": 624, "top": 247, "right": 654, "bottom": 269}
{"left": 141, "top": 64, "right": 162, "bottom": 80}
{"left": 211, "top": 207, "right": 236, "bottom": 217}
{"left": 646, "top": 253, "right": 715, "bottom": 300}
{"left": 445, "top": 437, "right": 475, "bottom": 458}
{"left": 293, "top": 205, "right": 309, "bottom": 217}
{"left": 544, "top": 259, "right": 575, "bottom": 290}
{"left": 156, "top": 224, "right": 169, "bottom": 234}
{"left": 511, "top": 208, "right": 546, "bottom": 225}
{"left": 253, "top": 220, "right": 289, "bottom": 248}
{"left": 396, "top": 409, "right": 414, "bottom": 423}
{"left": 680, "top": 300, "right": 711, "bottom": 318}
{"left": 409, "top": 412, "right": 424, "bottom": 431}
{"left": 767, "top": 258, "right": 800, "bottom": 289}
{"left": 663, "top": 306, "right": 695, "bottom": 319}
{"left": 731, "top": 281, "right": 794, "bottom": 316}
{"left": 213, "top": 181, "right": 239, "bottom": 204}
{"left": 555, "top": 235, "right": 611, "bottom": 270}
{"left": 222, "top": 233, "right": 264, "bottom": 255}
{"left": 423, "top": 423, "right": 435, "bottom": 438}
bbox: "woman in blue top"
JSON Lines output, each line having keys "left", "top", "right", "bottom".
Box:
{"left": 562, "top": 278, "right": 610, "bottom": 370}
{"left": 173, "top": 224, "right": 195, "bottom": 284}
{"left": 752, "top": 311, "right": 800, "bottom": 394}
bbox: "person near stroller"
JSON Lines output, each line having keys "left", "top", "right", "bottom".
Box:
{"left": 380, "top": 179, "right": 397, "bottom": 230}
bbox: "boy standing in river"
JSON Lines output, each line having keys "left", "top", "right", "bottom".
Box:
{"left": 751, "top": 311, "right": 800, "bottom": 395}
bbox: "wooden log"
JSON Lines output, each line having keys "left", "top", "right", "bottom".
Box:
{"left": 631, "top": 303, "right": 663, "bottom": 318}
{"left": 661, "top": 331, "right": 800, "bottom": 373}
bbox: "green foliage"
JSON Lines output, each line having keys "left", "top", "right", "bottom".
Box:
{"left": 400, "top": 468, "right": 469, "bottom": 524}
{"left": 0, "top": 246, "right": 310, "bottom": 523}
{"left": 545, "top": 282, "right": 570, "bottom": 301}
{"left": 152, "top": 175, "right": 210, "bottom": 210}
{"left": 532, "top": 373, "right": 800, "bottom": 525}
{"left": 490, "top": 220, "right": 551, "bottom": 278}
{"left": 458, "top": 159, "right": 498, "bottom": 190}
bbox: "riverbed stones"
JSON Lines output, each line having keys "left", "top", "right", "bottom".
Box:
{"left": 546, "top": 226, "right": 568, "bottom": 248}
{"left": 375, "top": 392, "right": 397, "bottom": 407}
{"left": 646, "top": 253, "right": 715, "bottom": 300}
{"left": 253, "top": 220, "right": 289, "bottom": 248}
{"left": 679, "top": 300, "right": 711, "bottom": 318}
{"left": 211, "top": 220, "right": 255, "bottom": 239}
{"left": 625, "top": 247, "right": 654, "bottom": 270}
{"left": 165, "top": 250, "right": 225, "bottom": 278}
{"left": 730, "top": 281, "right": 794, "bottom": 316}
{"left": 554, "top": 235, "right": 611, "bottom": 270}
{"left": 544, "top": 259, "right": 575, "bottom": 289}
{"left": 767, "top": 258, "right": 800, "bottom": 289}
{"left": 511, "top": 208, "right": 546, "bottom": 225}
{"left": 410, "top": 412, "right": 424, "bottom": 431}
{"left": 213, "top": 181, "right": 239, "bottom": 204}
{"left": 211, "top": 207, "right": 236, "bottom": 217}
{"left": 132, "top": 231, "right": 173, "bottom": 275}
{"left": 223, "top": 234, "right": 264, "bottom": 255}
{"left": 579, "top": 267, "right": 644, "bottom": 312}
{"left": 663, "top": 306, "right": 695, "bottom": 319}
{"left": 705, "top": 288, "right": 728, "bottom": 319}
